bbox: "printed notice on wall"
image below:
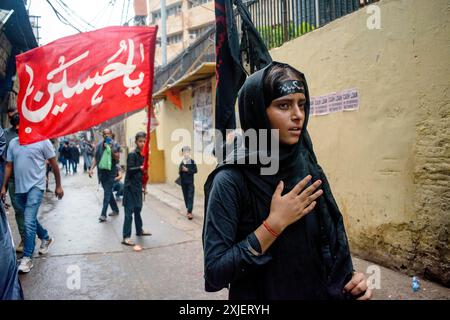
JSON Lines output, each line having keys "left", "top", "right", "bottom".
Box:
{"left": 310, "top": 97, "right": 316, "bottom": 116}
{"left": 310, "top": 88, "right": 359, "bottom": 116}
{"left": 314, "top": 95, "right": 329, "bottom": 116}
{"left": 192, "top": 82, "right": 213, "bottom": 152}
{"left": 328, "top": 92, "right": 343, "bottom": 113}
{"left": 342, "top": 88, "right": 359, "bottom": 111}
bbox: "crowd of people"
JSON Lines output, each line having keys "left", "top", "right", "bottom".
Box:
{"left": 0, "top": 113, "right": 168, "bottom": 292}
{"left": 58, "top": 139, "right": 95, "bottom": 175}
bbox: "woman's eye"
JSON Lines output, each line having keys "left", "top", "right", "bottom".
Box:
{"left": 278, "top": 103, "right": 289, "bottom": 110}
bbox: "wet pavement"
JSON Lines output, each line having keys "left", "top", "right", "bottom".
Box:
{"left": 6, "top": 170, "right": 226, "bottom": 300}
{"left": 5, "top": 169, "right": 450, "bottom": 300}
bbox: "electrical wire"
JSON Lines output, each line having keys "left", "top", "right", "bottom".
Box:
{"left": 55, "top": 0, "right": 96, "bottom": 29}
{"left": 120, "top": 0, "right": 126, "bottom": 25}
{"left": 50, "top": 0, "right": 90, "bottom": 31}
{"left": 106, "top": 0, "right": 116, "bottom": 25}
{"left": 89, "top": 0, "right": 113, "bottom": 26}
{"left": 125, "top": 0, "right": 131, "bottom": 24}
{"left": 45, "top": 0, "right": 84, "bottom": 33}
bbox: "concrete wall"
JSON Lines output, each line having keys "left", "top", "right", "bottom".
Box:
{"left": 270, "top": 0, "right": 450, "bottom": 285}
{"left": 125, "top": 110, "right": 147, "bottom": 150}
{"left": 154, "top": 77, "right": 217, "bottom": 194}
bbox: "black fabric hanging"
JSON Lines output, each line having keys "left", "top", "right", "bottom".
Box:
{"left": 0, "top": 204, "right": 24, "bottom": 300}
{"left": 214, "top": 0, "right": 272, "bottom": 142}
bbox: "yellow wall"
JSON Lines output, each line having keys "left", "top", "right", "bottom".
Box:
{"left": 124, "top": 110, "right": 166, "bottom": 183}
{"left": 149, "top": 130, "right": 166, "bottom": 183}
{"left": 270, "top": 0, "right": 450, "bottom": 284}
{"left": 154, "top": 76, "right": 217, "bottom": 194}
{"left": 125, "top": 110, "right": 147, "bottom": 150}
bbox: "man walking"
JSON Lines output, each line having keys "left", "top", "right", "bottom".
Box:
{"left": 1, "top": 132, "right": 64, "bottom": 274}
{"left": 89, "top": 129, "right": 120, "bottom": 222}
{"left": 60, "top": 141, "right": 71, "bottom": 175}
{"left": 4, "top": 113, "right": 25, "bottom": 252}
{"left": 69, "top": 143, "right": 80, "bottom": 174}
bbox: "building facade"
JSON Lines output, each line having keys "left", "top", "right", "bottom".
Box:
{"left": 0, "top": 0, "right": 38, "bottom": 128}
{"left": 148, "top": 0, "right": 214, "bottom": 65}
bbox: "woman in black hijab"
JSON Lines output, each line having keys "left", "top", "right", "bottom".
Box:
{"left": 203, "top": 62, "right": 372, "bottom": 300}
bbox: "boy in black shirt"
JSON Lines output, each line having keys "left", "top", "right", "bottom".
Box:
{"left": 179, "top": 146, "right": 197, "bottom": 220}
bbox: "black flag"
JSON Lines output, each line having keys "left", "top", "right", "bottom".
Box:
{"left": 214, "top": 0, "right": 272, "bottom": 141}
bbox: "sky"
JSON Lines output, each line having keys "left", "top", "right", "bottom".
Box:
{"left": 28, "top": 0, "right": 136, "bottom": 45}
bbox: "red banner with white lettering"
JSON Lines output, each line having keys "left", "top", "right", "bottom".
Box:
{"left": 16, "top": 26, "right": 157, "bottom": 145}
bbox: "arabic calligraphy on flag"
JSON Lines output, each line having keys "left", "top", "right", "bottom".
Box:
{"left": 16, "top": 26, "right": 157, "bottom": 145}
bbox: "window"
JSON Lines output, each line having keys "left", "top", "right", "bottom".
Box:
{"left": 188, "top": 0, "right": 212, "bottom": 9}
{"left": 152, "top": 11, "right": 161, "bottom": 23}
{"left": 188, "top": 24, "right": 213, "bottom": 40}
{"left": 151, "top": 2, "right": 182, "bottom": 23}
{"left": 167, "top": 3, "right": 182, "bottom": 16}
{"left": 167, "top": 33, "right": 183, "bottom": 45}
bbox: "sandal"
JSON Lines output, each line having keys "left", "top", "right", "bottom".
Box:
{"left": 121, "top": 238, "right": 135, "bottom": 246}
{"left": 187, "top": 213, "right": 193, "bottom": 220}
{"left": 137, "top": 229, "right": 152, "bottom": 236}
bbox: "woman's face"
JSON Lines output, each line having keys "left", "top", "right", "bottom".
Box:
{"left": 266, "top": 92, "right": 306, "bottom": 145}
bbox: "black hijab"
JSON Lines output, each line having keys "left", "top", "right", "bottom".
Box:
{"left": 204, "top": 61, "right": 354, "bottom": 299}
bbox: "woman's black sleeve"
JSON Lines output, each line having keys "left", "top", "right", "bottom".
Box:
{"left": 203, "top": 169, "right": 271, "bottom": 291}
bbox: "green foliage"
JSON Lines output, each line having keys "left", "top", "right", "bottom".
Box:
{"left": 257, "top": 21, "right": 315, "bottom": 49}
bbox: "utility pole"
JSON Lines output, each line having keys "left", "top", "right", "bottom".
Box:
{"left": 160, "top": 0, "right": 167, "bottom": 66}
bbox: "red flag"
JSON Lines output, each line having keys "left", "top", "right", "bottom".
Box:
{"left": 141, "top": 105, "right": 152, "bottom": 186}
{"left": 15, "top": 26, "right": 158, "bottom": 145}
{"left": 166, "top": 89, "right": 182, "bottom": 110}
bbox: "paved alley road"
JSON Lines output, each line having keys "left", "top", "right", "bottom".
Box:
{"left": 7, "top": 171, "right": 227, "bottom": 300}
{"left": 6, "top": 170, "right": 450, "bottom": 300}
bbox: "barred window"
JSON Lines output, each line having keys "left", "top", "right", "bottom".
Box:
{"left": 188, "top": 0, "right": 212, "bottom": 9}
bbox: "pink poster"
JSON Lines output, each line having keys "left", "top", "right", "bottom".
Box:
{"left": 314, "top": 95, "right": 329, "bottom": 116}
{"left": 310, "top": 97, "right": 316, "bottom": 116}
{"left": 342, "top": 88, "right": 359, "bottom": 111}
{"left": 328, "top": 92, "right": 343, "bottom": 113}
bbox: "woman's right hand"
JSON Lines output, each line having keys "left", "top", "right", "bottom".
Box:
{"left": 267, "top": 175, "right": 323, "bottom": 234}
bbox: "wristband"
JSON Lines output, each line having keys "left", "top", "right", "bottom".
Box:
{"left": 263, "top": 220, "right": 279, "bottom": 238}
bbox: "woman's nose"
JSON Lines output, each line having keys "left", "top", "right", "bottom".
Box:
{"left": 291, "top": 104, "right": 304, "bottom": 120}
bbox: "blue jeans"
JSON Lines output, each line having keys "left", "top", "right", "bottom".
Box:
{"left": 100, "top": 175, "right": 119, "bottom": 217}
{"left": 15, "top": 187, "right": 48, "bottom": 258}
{"left": 0, "top": 162, "right": 4, "bottom": 192}
{"left": 123, "top": 206, "right": 143, "bottom": 238}
{"left": 113, "top": 181, "right": 124, "bottom": 198}
{"left": 71, "top": 161, "right": 77, "bottom": 173}
{"left": 62, "top": 158, "right": 69, "bottom": 173}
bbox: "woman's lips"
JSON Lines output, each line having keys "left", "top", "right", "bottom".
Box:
{"left": 288, "top": 127, "right": 302, "bottom": 136}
